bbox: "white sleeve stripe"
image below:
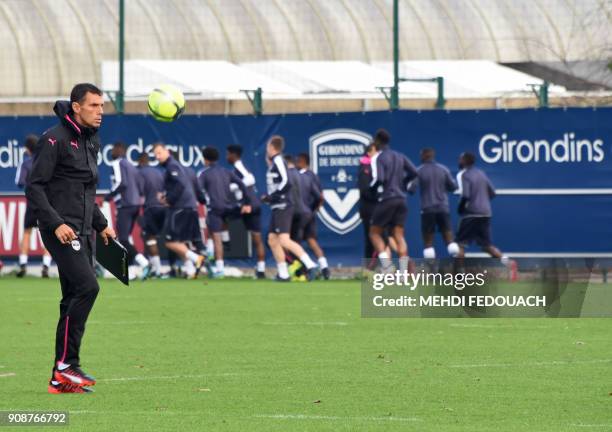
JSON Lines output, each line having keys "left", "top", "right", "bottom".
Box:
{"left": 456, "top": 170, "right": 464, "bottom": 195}
{"left": 274, "top": 156, "right": 288, "bottom": 190}
{"left": 369, "top": 152, "right": 379, "bottom": 187}
{"left": 15, "top": 162, "right": 22, "bottom": 186}
{"left": 235, "top": 160, "right": 255, "bottom": 187}
{"left": 111, "top": 160, "right": 122, "bottom": 192}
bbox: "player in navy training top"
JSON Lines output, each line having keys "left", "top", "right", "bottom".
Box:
{"left": 262, "top": 136, "right": 318, "bottom": 281}
{"left": 369, "top": 129, "right": 418, "bottom": 272}
{"left": 226, "top": 144, "right": 266, "bottom": 279}
{"left": 15, "top": 134, "right": 52, "bottom": 277}
{"left": 105, "top": 142, "right": 150, "bottom": 279}
{"left": 153, "top": 142, "right": 206, "bottom": 279}
{"left": 407, "top": 147, "right": 459, "bottom": 259}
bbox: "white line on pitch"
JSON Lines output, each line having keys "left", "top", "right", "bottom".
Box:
{"left": 254, "top": 414, "right": 420, "bottom": 422}
{"left": 449, "top": 359, "right": 612, "bottom": 368}
{"left": 98, "top": 373, "right": 238, "bottom": 382}
{"left": 570, "top": 424, "right": 612, "bottom": 428}
{"left": 0, "top": 373, "right": 16, "bottom": 378}
{"left": 71, "top": 411, "right": 202, "bottom": 416}
{"left": 261, "top": 321, "right": 348, "bottom": 326}
{"left": 449, "top": 323, "right": 551, "bottom": 329}
{"left": 87, "top": 321, "right": 154, "bottom": 325}
{"left": 47, "top": 411, "right": 422, "bottom": 421}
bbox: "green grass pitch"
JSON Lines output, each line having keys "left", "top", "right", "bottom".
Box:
{"left": 1, "top": 278, "right": 611, "bottom": 431}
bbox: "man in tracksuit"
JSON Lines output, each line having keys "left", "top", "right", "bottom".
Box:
{"left": 455, "top": 152, "right": 509, "bottom": 264}
{"left": 369, "top": 129, "right": 418, "bottom": 272}
{"left": 15, "top": 134, "right": 52, "bottom": 278}
{"left": 198, "top": 146, "right": 251, "bottom": 277}
{"left": 153, "top": 143, "right": 206, "bottom": 278}
{"left": 407, "top": 148, "right": 459, "bottom": 259}
{"left": 263, "top": 136, "right": 317, "bottom": 281}
{"left": 137, "top": 152, "right": 166, "bottom": 276}
{"left": 25, "top": 83, "right": 116, "bottom": 394}
{"left": 295, "top": 153, "right": 330, "bottom": 279}
{"left": 357, "top": 143, "right": 378, "bottom": 263}
{"left": 284, "top": 155, "right": 314, "bottom": 279}
{"left": 185, "top": 161, "right": 208, "bottom": 258}
{"left": 105, "top": 142, "right": 150, "bottom": 279}
{"left": 284, "top": 155, "right": 311, "bottom": 245}
{"left": 226, "top": 145, "right": 266, "bottom": 279}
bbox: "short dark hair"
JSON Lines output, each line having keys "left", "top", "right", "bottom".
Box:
{"left": 421, "top": 147, "right": 435, "bottom": 159}
{"left": 24, "top": 134, "right": 38, "bottom": 153}
{"left": 297, "top": 153, "right": 310, "bottom": 165}
{"left": 461, "top": 152, "right": 476, "bottom": 166}
{"left": 269, "top": 135, "right": 284, "bottom": 152}
{"left": 283, "top": 154, "right": 294, "bottom": 165}
{"left": 113, "top": 141, "right": 127, "bottom": 150}
{"left": 227, "top": 144, "right": 243, "bottom": 157}
{"left": 202, "top": 146, "right": 219, "bottom": 162}
{"left": 70, "top": 83, "right": 103, "bottom": 104}
{"left": 152, "top": 142, "right": 166, "bottom": 150}
{"left": 374, "top": 129, "right": 391, "bottom": 147}
{"left": 138, "top": 152, "right": 149, "bottom": 164}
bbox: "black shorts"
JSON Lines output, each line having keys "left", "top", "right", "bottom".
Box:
{"left": 421, "top": 212, "right": 452, "bottom": 235}
{"left": 302, "top": 213, "right": 317, "bottom": 240}
{"left": 24, "top": 206, "right": 37, "bottom": 229}
{"left": 242, "top": 209, "right": 261, "bottom": 233}
{"left": 206, "top": 209, "right": 226, "bottom": 234}
{"left": 290, "top": 212, "right": 311, "bottom": 241}
{"left": 371, "top": 198, "right": 408, "bottom": 228}
{"left": 269, "top": 206, "right": 293, "bottom": 234}
{"left": 164, "top": 208, "right": 202, "bottom": 242}
{"left": 456, "top": 217, "right": 492, "bottom": 248}
{"left": 142, "top": 206, "right": 166, "bottom": 237}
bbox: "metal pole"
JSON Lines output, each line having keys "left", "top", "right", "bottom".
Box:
{"left": 254, "top": 87, "right": 262, "bottom": 116}
{"left": 435, "top": 76, "right": 445, "bottom": 109}
{"left": 541, "top": 81, "right": 549, "bottom": 108}
{"left": 117, "top": 0, "right": 125, "bottom": 114}
{"left": 392, "top": 0, "right": 399, "bottom": 110}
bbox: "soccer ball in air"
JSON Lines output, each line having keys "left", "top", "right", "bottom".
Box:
{"left": 147, "top": 84, "right": 185, "bottom": 122}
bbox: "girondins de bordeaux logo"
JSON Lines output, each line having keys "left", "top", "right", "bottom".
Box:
{"left": 309, "top": 129, "right": 371, "bottom": 235}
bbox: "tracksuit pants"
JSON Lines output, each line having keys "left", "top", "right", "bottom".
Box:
{"left": 40, "top": 230, "right": 99, "bottom": 367}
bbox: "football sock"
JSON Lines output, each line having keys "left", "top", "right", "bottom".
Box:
{"left": 378, "top": 251, "right": 391, "bottom": 269}
{"left": 277, "top": 262, "right": 289, "bottom": 279}
{"left": 185, "top": 250, "right": 200, "bottom": 264}
{"left": 423, "top": 247, "right": 436, "bottom": 259}
{"left": 216, "top": 260, "right": 225, "bottom": 273}
{"left": 135, "top": 253, "right": 149, "bottom": 267}
{"left": 149, "top": 255, "right": 161, "bottom": 273}
{"left": 300, "top": 254, "right": 316, "bottom": 270}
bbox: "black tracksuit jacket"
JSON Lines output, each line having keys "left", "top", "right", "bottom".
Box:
{"left": 26, "top": 101, "right": 108, "bottom": 236}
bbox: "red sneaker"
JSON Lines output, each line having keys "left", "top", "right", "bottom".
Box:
{"left": 48, "top": 380, "right": 94, "bottom": 394}
{"left": 54, "top": 365, "right": 96, "bottom": 387}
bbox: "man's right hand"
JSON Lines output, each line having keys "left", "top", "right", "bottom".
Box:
{"left": 55, "top": 224, "right": 77, "bottom": 244}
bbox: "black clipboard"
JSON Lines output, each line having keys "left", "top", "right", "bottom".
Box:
{"left": 95, "top": 232, "right": 129, "bottom": 286}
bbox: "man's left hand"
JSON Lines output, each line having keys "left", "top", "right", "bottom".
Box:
{"left": 99, "top": 226, "right": 116, "bottom": 245}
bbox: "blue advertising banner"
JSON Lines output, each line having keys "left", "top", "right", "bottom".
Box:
{"left": 0, "top": 107, "right": 610, "bottom": 264}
